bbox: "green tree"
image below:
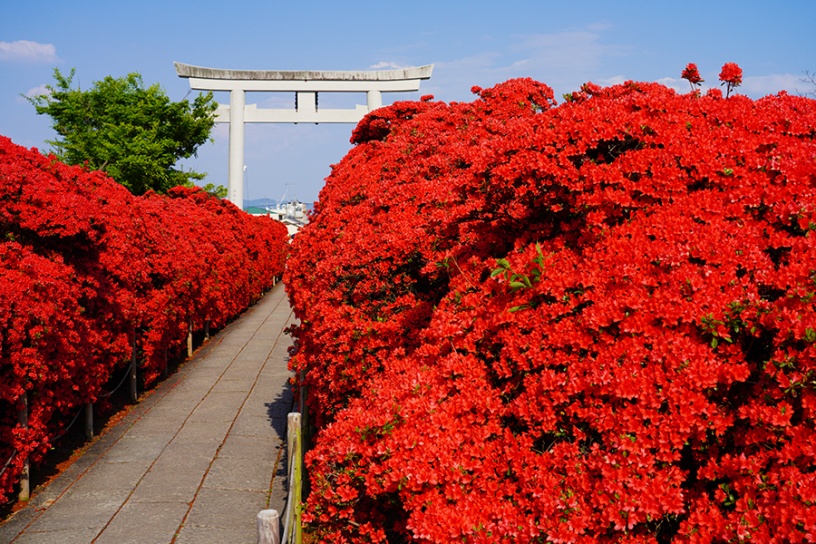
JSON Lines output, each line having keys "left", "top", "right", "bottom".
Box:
{"left": 27, "top": 68, "right": 218, "bottom": 195}
{"left": 201, "top": 182, "right": 229, "bottom": 198}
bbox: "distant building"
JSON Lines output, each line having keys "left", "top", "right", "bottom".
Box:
{"left": 246, "top": 201, "right": 308, "bottom": 237}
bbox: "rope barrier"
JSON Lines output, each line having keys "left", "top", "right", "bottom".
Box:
{"left": 0, "top": 450, "right": 17, "bottom": 479}
{"left": 49, "top": 403, "right": 86, "bottom": 444}
{"left": 0, "top": 315, "right": 233, "bottom": 502}
{"left": 98, "top": 360, "right": 135, "bottom": 398}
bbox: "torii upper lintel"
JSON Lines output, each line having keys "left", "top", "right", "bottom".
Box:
{"left": 175, "top": 62, "right": 433, "bottom": 208}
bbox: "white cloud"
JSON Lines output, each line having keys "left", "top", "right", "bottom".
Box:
{"left": 15, "top": 84, "right": 51, "bottom": 104}
{"left": 435, "top": 51, "right": 501, "bottom": 75}
{"left": 422, "top": 52, "right": 502, "bottom": 101}
{"left": 368, "top": 61, "right": 408, "bottom": 70}
{"left": 0, "top": 40, "right": 58, "bottom": 63}
{"left": 427, "top": 28, "right": 632, "bottom": 101}
{"left": 742, "top": 73, "right": 809, "bottom": 97}
{"left": 655, "top": 76, "right": 688, "bottom": 94}
{"left": 598, "top": 75, "right": 628, "bottom": 87}
{"left": 25, "top": 84, "right": 51, "bottom": 98}
{"left": 507, "top": 31, "right": 630, "bottom": 75}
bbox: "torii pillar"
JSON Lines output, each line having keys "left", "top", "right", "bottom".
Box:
{"left": 174, "top": 62, "right": 433, "bottom": 208}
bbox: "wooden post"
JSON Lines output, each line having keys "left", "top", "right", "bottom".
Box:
{"left": 130, "top": 327, "right": 138, "bottom": 402}
{"left": 299, "top": 369, "right": 310, "bottom": 455}
{"left": 18, "top": 393, "right": 29, "bottom": 502}
{"left": 187, "top": 319, "right": 194, "bottom": 358}
{"left": 295, "top": 416, "right": 303, "bottom": 544}
{"left": 257, "top": 509, "right": 280, "bottom": 544}
{"left": 204, "top": 320, "right": 210, "bottom": 342}
{"left": 285, "top": 413, "right": 302, "bottom": 544}
{"left": 84, "top": 403, "right": 94, "bottom": 440}
{"left": 298, "top": 370, "right": 306, "bottom": 416}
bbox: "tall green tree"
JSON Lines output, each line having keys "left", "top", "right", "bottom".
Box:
{"left": 27, "top": 68, "right": 218, "bottom": 195}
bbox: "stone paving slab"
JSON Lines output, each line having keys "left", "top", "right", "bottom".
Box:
{"left": 12, "top": 526, "right": 102, "bottom": 544}
{"left": 93, "top": 501, "right": 190, "bottom": 544}
{"left": 205, "top": 455, "right": 275, "bottom": 492}
{"left": 173, "top": 524, "right": 255, "bottom": 544}
{"left": 0, "top": 284, "right": 296, "bottom": 544}
{"left": 178, "top": 488, "right": 266, "bottom": 544}
{"left": 128, "top": 462, "right": 206, "bottom": 504}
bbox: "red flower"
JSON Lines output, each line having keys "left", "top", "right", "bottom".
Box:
{"left": 719, "top": 62, "right": 743, "bottom": 97}
{"left": 681, "top": 63, "right": 704, "bottom": 86}
{"left": 719, "top": 62, "right": 743, "bottom": 86}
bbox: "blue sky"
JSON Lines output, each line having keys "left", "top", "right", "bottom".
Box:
{"left": 2, "top": 1, "right": 815, "bottom": 204}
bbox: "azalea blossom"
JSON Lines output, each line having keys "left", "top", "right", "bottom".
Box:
{"left": 719, "top": 62, "right": 743, "bottom": 96}
{"left": 681, "top": 62, "right": 704, "bottom": 87}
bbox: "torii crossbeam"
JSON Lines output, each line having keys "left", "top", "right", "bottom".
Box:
{"left": 174, "top": 62, "right": 433, "bottom": 208}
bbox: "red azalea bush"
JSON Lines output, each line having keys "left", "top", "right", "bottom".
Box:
{"left": 284, "top": 67, "right": 816, "bottom": 541}
{"left": 0, "top": 136, "right": 289, "bottom": 502}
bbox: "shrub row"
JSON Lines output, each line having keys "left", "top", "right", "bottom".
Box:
{"left": 0, "top": 136, "right": 289, "bottom": 502}
{"left": 284, "top": 69, "right": 816, "bottom": 541}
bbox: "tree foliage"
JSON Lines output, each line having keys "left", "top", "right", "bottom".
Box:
{"left": 201, "top": 182, "right": 229, "bottom": 199}
{"left": 26, "top": 68, "right": 217, "bottom": 195}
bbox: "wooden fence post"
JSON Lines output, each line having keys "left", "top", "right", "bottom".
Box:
{"left": 85, "top": 403, "right": 94, "bottom": 440}
{"left": 299, "top": 370, "right": 310, "bottom": 455}
{"left": 298, "top": 370, "right": 305, "bottom": 415}
{"left": 285, "top": 412, "right": 302, "bottom": 544}
{"left": 257, "top": 509, "right": 280, "bottom": 544}
{"left": 18, "top": 393, "right": 29, "bottom": 502}
{"left": 130, "top": 327, "right": 138, "bottom": 402}
{"left": 187, "top": 319, "right": 194, "bottom": 358}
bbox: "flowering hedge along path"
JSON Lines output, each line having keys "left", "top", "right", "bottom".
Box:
{"left": 0, "top": 136, "right": 289, "bottom": 502}
{"left": 284, "top": 65, "right": 816, "bottom": 542}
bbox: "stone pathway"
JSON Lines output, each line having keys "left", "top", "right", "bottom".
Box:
{"left": 0, "top": 283, "right": 296, "bottom": 544}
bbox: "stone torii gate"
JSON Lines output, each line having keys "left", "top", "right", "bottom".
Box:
{"left": 174, "top": 62, "right": 433, "bottom": 208}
